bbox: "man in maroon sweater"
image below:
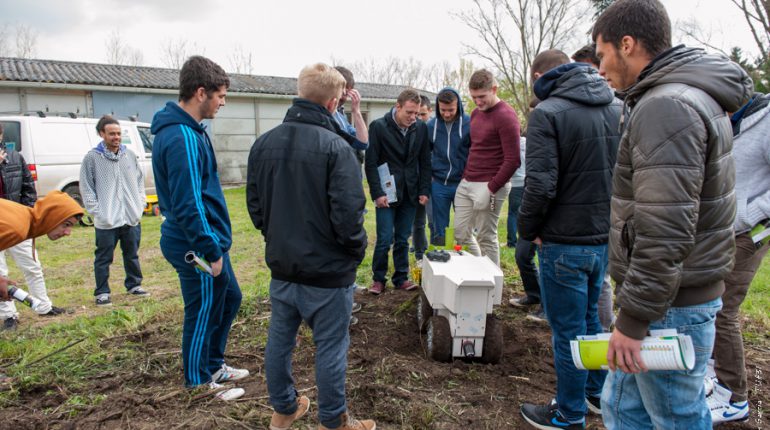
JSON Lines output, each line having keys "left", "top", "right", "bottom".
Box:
{"left": 453, "top": 69, "right": 520, "bottom": 266}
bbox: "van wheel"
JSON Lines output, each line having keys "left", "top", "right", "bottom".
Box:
{"left": 63, "top": 185, "right": 94, "bottom": 227}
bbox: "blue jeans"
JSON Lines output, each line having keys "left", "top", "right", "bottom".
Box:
{"left": 373, "top": 201, "right": 417, "bottom": 286}
{"left": 601, "top": 297, "right": 722, "bottom": 430}
{"left": 539, "top": 242, "right": 607, "bottom": 423}
{"left": 94, "top": 224, "right": 143, "bottom": 296}
{"left": 266, "top": 280, "right": 354, "bottom": 429}
{"left": 411, "top": 200, "right": 430, "bottom": 260}
{"left": 516, "top": 238, "right": 540, "bottom": 301}
{"left": 430, "top": 180, "right": 458, "bottom": 245}
{"left": 506, "top": 186, "right": 523, "bottom": 247}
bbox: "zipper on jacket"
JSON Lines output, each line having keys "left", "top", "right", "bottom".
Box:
{"left": 444, "top": 121, "right": 453, "bottom": 185}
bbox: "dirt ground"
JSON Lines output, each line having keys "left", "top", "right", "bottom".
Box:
{"left": 1, "top": 287, "right": 768, "bottom": 430}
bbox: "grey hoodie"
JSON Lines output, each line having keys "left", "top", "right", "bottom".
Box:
{"left": 609, "top": 45, "right": 753, "bottom": 340}
{"left": 732, "top": 94, "right": 770, "bottom": 234}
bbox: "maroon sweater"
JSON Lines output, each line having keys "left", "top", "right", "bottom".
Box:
{"left": 463, "top": 101, "right": 521, "bottom": 193}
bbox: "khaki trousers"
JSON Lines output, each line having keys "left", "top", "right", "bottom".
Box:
{"left": 453, "top": 179, "right": 511, "bottom": 266}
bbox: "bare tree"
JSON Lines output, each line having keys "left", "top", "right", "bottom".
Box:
{"left": 228, "top": 44, "right": 253, "bottom": 74}
{"left": 105, "top": 30, "right": 144, "bottom": 66}
{"left": 15, "top": 23, "right": 38, "bottom": 59}
{"left": 160, "top": 38, "right": 205, "bottom": 70}
{"left": 455, "top": 0, "right": 591, "bottom": 115}
{"left": 730, "top": 0, "right": 770, "bottom": 61}
{"left": 677, "top": 17, "right": 729, "bottom": 55}
{"left": 348, "top": 56, "right": 438, "bottom": 90}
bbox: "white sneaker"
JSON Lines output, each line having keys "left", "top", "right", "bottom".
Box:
{"left": 209, "top": 381, "right": 245, "bottom": 401}
{"left": 708, "top": 382, "right": 749, "bottom": 424}
{"left": 704, "top": 358, "right": 717, "bottom": 396}
{"left": 212, "top": 363, "right": 250, "bottom": 383}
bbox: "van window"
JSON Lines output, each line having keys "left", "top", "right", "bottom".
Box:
{"left": 138, "top": 126, "right": 154, "bottom": 154}
{"left": 0, "top": 121, "right": 22, "bottom": 152}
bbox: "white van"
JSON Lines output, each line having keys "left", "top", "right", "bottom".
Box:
{"left": 0, "top": 115, "right": 155, "bottom": 221}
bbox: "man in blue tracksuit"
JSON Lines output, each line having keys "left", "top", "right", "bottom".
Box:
{"left": 426, "top": 88, "right": 470, "bottom": 246}
{"left": 151, "top": 56, "right": 247, "bottom": 401}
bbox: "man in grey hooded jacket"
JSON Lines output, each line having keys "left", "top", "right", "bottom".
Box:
{"left": 593, "top": 0, "right": 753, "bottom": 428}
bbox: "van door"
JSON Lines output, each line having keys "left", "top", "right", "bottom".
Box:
{"left": 125, "top": 125, "right": 155, "bottom": 195}
{"left": 31, "top": 119, "right": 94, "bottom": 196}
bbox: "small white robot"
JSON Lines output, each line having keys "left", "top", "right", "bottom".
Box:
{"left": 418, "top": 250, "right": 504, "bottom": 363}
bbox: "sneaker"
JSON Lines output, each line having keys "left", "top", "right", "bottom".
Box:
{"left": 41, "top": 306, "right": 66, "bottom": 316}
{"left": 319, "top": 412, "right": 377, "bottom": 430}
{"left": 2, "top": 317, "right": 18, "bottom": 331}
{"left": 208, "top": 381, "right": 245, "bottom": 401}
{"left": 351, "top": 302, "right": 362, "bottom": 314}
{"left": 526, "top": 307, "right": 548, "bottom": 324}
{"left": 350, "top": 315, "right": 359, "bottom": 326}
{"left": 585, "top": 395, "right": 601, "bottom": 415}
{"left": 127, "top": 286, "right": 150, "bottom": 297}
{"left": 395, "top": 280, "right": 417, "bottom": 291}
{"left": 270, "top": 395, "right": 311, "bottom": 430}
{"left": 95, "top": 294, "right": 112, "bottom": 306}
{"left": 708, "top": 382, "right": 750, "bottom": 424}
{"left": 369, "top": 281, "right": 385, "bottom": 295}
{"left": 509, "top": 295, "right": 540, "bottom": 307}
{"left": 521, "top": 400, "right": 585, "bottom": 429}
{"left": 212, "top": 363, "right": 250, "bottom": 383}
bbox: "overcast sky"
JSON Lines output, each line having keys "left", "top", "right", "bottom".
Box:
{"left": 0, "top": 0, "right": 757, "bottom": 80}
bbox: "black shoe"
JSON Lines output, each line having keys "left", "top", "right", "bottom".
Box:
{"left": 526, "top": 307, "right": 548, "bottom": 324}
{"left": 95, "top": 294, "right": 112, "bottom": 306}
{"left": 3, "top": 317, "right": 18, "bottom": 331}
{"left": 521, "top": 401, "right": 585, "bottom": 429}
{"left": 41, "top": 306, "right": 66, "bottom": 316}
{"left": 509, "top": 295, "right": 540, "bottom": 307}
{"left": 585, "top": 395, "right": 602, "bottom": 415}
{"left": 127, "top": 286, "right": 150, "bottom": 297}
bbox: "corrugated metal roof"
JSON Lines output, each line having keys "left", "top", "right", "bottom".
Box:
{"left": 0, "top": 57, "right": 416, "bottom": 100}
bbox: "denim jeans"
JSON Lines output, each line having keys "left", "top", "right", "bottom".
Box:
{"left": 373, "top": 201, "right": 417, "bottom": 286}
{"left": 411, "top": 200, "right": 430, "bottom": 260}
{"left": 266, "top": 280, "right": 354, "bottom": 429}
{"left": 430, "top": 180, "right": 458, "bottom": 245}
{"left": 539, "top": 242, "right": 607, "bottom": 423}
{"left": 94, "top": 224, "right": 143, "bottom": 296}
{"left": 515, "top": 238, "right": 540, "bottom": 301}
{"left": 601, "top": 297, "right": 722, "bottom": 430}
{"left": 506, "top": 186, "right": 523, "bottom": 247}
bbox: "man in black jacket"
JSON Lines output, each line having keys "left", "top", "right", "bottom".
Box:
{"left": 518, "top": 50, "right": 622, "bottom": 430}
{"left": 0, "top": 124, "right": 65, "bottom": 330}
{"left": 246, "top": 63, "right": 374, "bottom": 430}
{"left": 364, "top": 89, "right": 431, "bottom": 295}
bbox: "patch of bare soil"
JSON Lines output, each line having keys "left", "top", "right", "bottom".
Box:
{"left": 1, "top": 288, "right": 768, "bottom": 429}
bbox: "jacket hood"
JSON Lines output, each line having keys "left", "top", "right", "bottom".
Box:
{"left": 28, "top": 191, "right": 84, "bottom": 238}
{"left": 150, "top": 101, "right": 206, "bottom": 135}
{"left": 625, "top": 45, "right": 753, "bottom": 112}
{"left": 91, "top": 141, "right": 127, "bottom": 160}
{"left": 732, "top": 92, "right": 770, "bottom": 135}
{"left": 534, "top": 63, "right": 615, "bottom": 106}
{"left": 429, "top": 87, "right": 468, "bottom": 142}
{"left": 284, "top": 98, "right": 339, "bottom": 132}
{"left": 1, "top": 191, "right": 83, "bottom": 249}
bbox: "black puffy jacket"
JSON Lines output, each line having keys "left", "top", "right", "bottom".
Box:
{"left": 517, "top": 64, "right": 622, "bottom": 245}
{"left": 246, "top": 99, "right": 367, "bottom": 288}
{"left": 0, "top": 145, "right": 36, "bottom": 206}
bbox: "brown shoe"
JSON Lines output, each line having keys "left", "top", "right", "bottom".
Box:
{"left": 395, "top": 280, "right": 417, "bottom": 291}
{"left": 318, "top": 412, "right": 376, "bottom": 430}
{"left": 270, "top": 395, "right": 311, "bottom": 430}
{"left": 369, "top": 281, "right": 385, "bottom": 295}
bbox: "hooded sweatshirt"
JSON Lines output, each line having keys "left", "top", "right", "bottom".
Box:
{"left": 79, "top": 142, "right": 145, "bottom": 230}
{"left": 730, "top": 93, "right": 770, "bottom": 234}
{"left": 0, "top": 190, "right": 83, "bottom": 251}
{"left": 609, "top": 45, "right": 753, "bottom": 340}
{"left": 426, "top": 88, "right": 471, "bottom": 186}
{"left": 151, "top": 102, "right": 232, "bottom": 263}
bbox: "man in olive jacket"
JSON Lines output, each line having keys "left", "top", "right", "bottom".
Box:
{"left": 593, "top": 1, "right": 753, "bottom": 428}
{"left": 364, "top": 89, "right": 431, "bottom": 295}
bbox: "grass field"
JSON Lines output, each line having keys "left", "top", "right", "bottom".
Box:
{"left": 0, "top": 185, "right": 768, "bottom": 407}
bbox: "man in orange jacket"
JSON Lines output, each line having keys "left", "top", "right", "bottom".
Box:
{"left": 0, "top": 190, "right": 83, "bottom": 300}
